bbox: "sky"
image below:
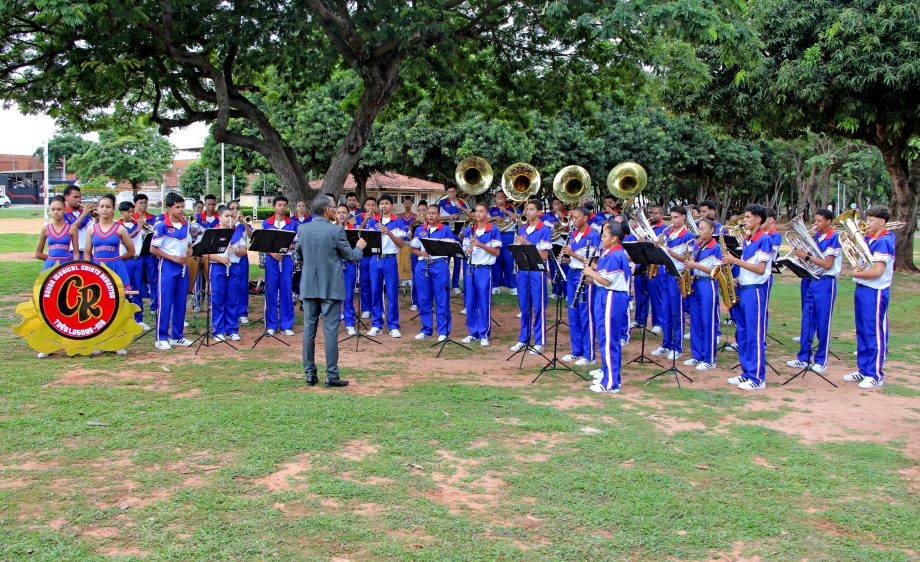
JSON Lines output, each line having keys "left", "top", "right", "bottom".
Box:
{"left": 0, "top": 104, "right": 209, "bottom": 155}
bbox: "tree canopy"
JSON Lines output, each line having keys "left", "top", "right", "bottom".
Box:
{"left": 67, "top": 126, "right": 175, "bottom": 193}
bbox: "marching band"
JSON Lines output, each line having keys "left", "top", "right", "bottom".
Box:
{"left": 31, "top": 163, "right": 899, "bottom": 393}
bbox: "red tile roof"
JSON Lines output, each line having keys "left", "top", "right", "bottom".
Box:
{"left": 309, "top": 171, "right": 445, "bottom": 193}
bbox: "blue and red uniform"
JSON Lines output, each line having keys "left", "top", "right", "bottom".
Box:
{"left": 411, "top": 222, "right": 456, "bottom": 337}
{"left": 489, "top": 204, "right": 517, "bottom": 289}
{"left": 42, "top": 223, "right": 73, "bottom": 270}
{"left": 90, "top": 223, "right": 132, "bottom": 292}
{"left": 64, "top": 205, "right": 94, "bottom": 254}
{"left": 365, "top": 214, "right": 407, "bottom": 332}
{"left": 641, "top": 220, "right": 670, "bottom": 331}
{"left": 660, "top": 224, "right": 694, "bottom": 354}
{"left": 438, "top": 196, "right": 468, "bottom": 290}
{"left": 342, "top": 222, "right": 359, "bottom": 330}
{"left": 515, "top": 221, "right": 553, "bottom": 347}
{"left": 210, "top": 227, "right": 246, "bottom": 338}
{"left": 593, "top": 245, "right": 631, "bottom": 391}
{"left": 796, "top": 228, "right": 842, "bottom": 369}
{"left": 462, "top": 223, "right": 502, "bottom": 340}
{"left": 118, "top": 218, "right": 145, "bottom": 322}
{"left": 133, "top": 211, "right": 159, "bottom": 312}
{"left": 261, "top": 215, "right": 297, "bottom": 332}
{"left": 853, "top": 229, "right": 895, "bottom": 383}
{"left": 152, "top": 215, "right": 191, "bottom": 343}
{"left": 565, "top": 225, "right": 601, "bottom": 361}
{"left": 542, "top": 211, "right": 568, "bottom": 297}
{"left": 687, "top": 237, "right": 723, "bottom": 366}
{"left": 735, "top": 229, "right": 774, "bottom": 386}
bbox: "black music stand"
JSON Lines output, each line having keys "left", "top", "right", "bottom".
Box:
{"left": 340, "top": 229, "right": 382, "bottom": 349}
{"left": 249, "top": 229, "right": 296, "bottom": 349}
{"left": 533, "top": 250, "right": 585, "bottom": 384}
{"left": 624, "top": 242, "right": 662, "bottom": 367}
{"left": 779, "top": 260, "right": 838, "bottom": 387}
{"left": 505, "top": 244, "right": 551, "bottom": 367}
{"left": 188, "top": 228, "right": 235, "bottom": 354}
{"left": 420, "top": 238, "right": 470, "bottom": 358}
{"left": 646, "top": 250, "right": 694, "bottom": 387}
{"left": 546, "top": 244, "right": 568, "bottom": 330}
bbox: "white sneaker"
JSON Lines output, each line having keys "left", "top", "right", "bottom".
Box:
{"left": 511, "top": 288, "right": 518, "bottom": 296}
{"left": 650, "top": 326, "right": 663, "bottom": 335}
{"left": 340, "top": 314, "right": 344, "bottom": 320}
{"left": 650, "top": 346, "right": 668, "bottom": 356}
{"left": 410, "top": 304, "right": 418, "bottom": 311}
{"left": 727, "top": 375, "right": 748, "bottom": 385}
{"left": 589, "top": 369, "right": 603, "bottom": 379}
{"left": 453, "top": 288, "right": 462, "bottom": 295}
{"left": 461, "top": 335, "right": 477, "bottom": 344}
{"left": 361, "top": 311, "right": 370, "bottom": 319}
{"left": 853, "top": 350, "right": 858, "bottom": 357}
{"left": 809, "top": 363, "right": 827, "bottom": 374}
{"left": 266, "top": 329, "right": 276, "bottom": 336}
{"left": 737, "top": 379, "right": 766, "bottom": 391}
{"left": 366, "top": 327, "right": 383, "bottom": 336}
{"left": 574, "top": 357, "right": 594, "bottom": 366}
{"left": 437, "top": 335, "right": 447, "bottom": 342}
{"left": 683, "top": 358, "right": 699, "bottom": 366}
{"left": 590, "top": 383, "right": 620, "bottom": 394}
{"left": 562, "top": 354, "right": 578, "bottom": 362}
{"left": 515, "top": 311, "right": 522, "bottom": 318}
{"left": 696, "top": 362, "right": 716, "bottom": 371}
{"left": 510, "top": 342, "right": 526, "bottom": 352}
{"left": 792, "top": 336, "right": 801, "bottom": 342}
{"left": 786, "top": 359, "right": 808, "bottom": 368}
{"left": 842, "top": 372, "right": 864, "bottom": 383}
{"left": 480, "top": 339, "right": 489, "bottom": 347}
{"left": 239, "top": 317, "right": 250, "bottom": 324}
{"left": 170, "top": 338, "right": 193, "bottom": 347}
{"left": 183, "top": 321, "right": 190, "bottom": 328}
{"left": 283, "top": 329, "right": 295, "bottom": 336}
{"left": 460, "top": 308, "right": 467, "bottom": 315}
{"left": 858, "top": 377, "right": 883, "bottom": 389}
{"left": 415, "top": 332, "right": 430, "bottom": 340}
{"left": 155, "top": 340, "right": 172, "bottom": 350}
{"left": 549, "top": 293, "right": 557, "bottom": 300}
{"left": 389, "top": 329, "right": 402, "bottom": 338}
{"left": 138, "top": 322, "right": 151, "bottom": 331}
{"left": 529, "top": 345, "right": 545, "bottom": 354}
{"left": 724, "top": 343, "right": 738, "bottom": 352}
{"left": 620, "top": 339, "right": 630, "bottom": 346}
{"left": 684, "top": 333, "right": 691, "bottom": 339}
{"left": 492, "top": 288, "right": 500, "bottom": 295}
{"left": 37, "top": 352, "right": 49, "bottom": 358}
{"left": 116, "top": 349, "right": 128, "bottom": 355}
{"left": 213, "top": 334, "right": 226, "bottom": 342}
{"left": 229, "top": 334, "right": 241, "bottom": 341}
{"left": 346, "top": 326, "right": 356, "bottom": 336}
{"left": 629, "top": 321, "right": 639, "bottom": 329}
{"left": 666, "top": 350, "right": 681, "bottom": 360}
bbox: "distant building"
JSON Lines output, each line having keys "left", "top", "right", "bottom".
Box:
{"left": 308, "top": 172, "right": 447, "bottom": 210}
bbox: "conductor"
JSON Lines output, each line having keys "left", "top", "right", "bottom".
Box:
{"left": 296, "top": 194, "right": 367, "bottom": 387}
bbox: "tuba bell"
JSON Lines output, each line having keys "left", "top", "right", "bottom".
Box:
{"left": 455, "top": 156, "right": 494, "bottom": 196}
{"left": 834, "top": 210, "right": 874, "bottom": 271}
{"left": 501, "top": 162, "right": 541, "bottom": 203}
{"left": 606, "top": 162, "right": 648, "bottom": 199}
{"left": 552, "top": 165, "right": 591, "bottom": 206}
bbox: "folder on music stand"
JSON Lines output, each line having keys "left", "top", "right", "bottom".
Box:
{"left": 418, "top": 237, "right": 469, "bottom": 358}
{"left": 346, "top": 229, "right": 382, "bottom": 257}
{"left": 188, "top": 228, "right": 236, "bottom": 353}
{"left": 721, "top": 234, "right": 741, "bottom": 258}
{"left": 508, "top": 244, "right": 547, "bottom": 273}
{"left": 623, "top": 241, "right": 662, "bottom": 367}
{"left": 138, "top": 231, "right": 154, "bottom": 258}
{"left": 249, "top": 229, "right": 296, "bottom": 255}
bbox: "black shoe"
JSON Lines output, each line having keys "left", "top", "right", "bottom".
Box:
{"left": 325, "top": 379, "right": 349, "bottom": 388}
{"left": 305, "top": 373, "right": 318, "bottom": 386}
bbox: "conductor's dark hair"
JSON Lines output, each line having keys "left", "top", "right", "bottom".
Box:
{"left": 866, "top": 206, "right": 891, "bottom": 221}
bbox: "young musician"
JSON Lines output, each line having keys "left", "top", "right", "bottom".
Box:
{"left": 117, "top": 201, "right": 149, "bottom": 329}
{"left": 335, "top": 204, "right": 360, "bottom": 336}
{"left": 723, "top": 204, "right": 773, "bottom": 390}
{"left": 192, "top": 200, "right": 204, "bottom": 216}
{"left": 409, "top": 200, "right": 428, "bottom": 311}
{"left": 35, "top": 195, "right": 73, "bottom": 270}
{"left": 63, "top": 185, "right": 94, "bottom": 257}
{"left": 356, "top": 197, "right": 378, "bottom": 318}
{"left": 581, "top": 221, "right": 631, "bottom": 394}
{"left": 197, "top": 194, "right": 220, "bottom": 228}
{"left": 133, "top": 193, "right": 159, "bottom": 314}
{"left": 261, "top": 195, "right": 298, "bottom": 336}
{"left": 365, "top": 195, "right": 407, "bottom": 338}
{"left": 293, "top": 200, "right": 312, "bottom": 224}
{"left": 208, "top": 206, "right": 248, "bottom": 342}
{"left": 400, "top": 196, "right": 417, "bottom": 224}
{"left": 586, "top": 203, "right": 606, "bottom": 233}
{"left": 602, "top": 195, "right": 618, "bottom": 220}
{"left": 345, "top": 192, "right": 360, "bottom": 221}
{"left": 651, "top": 206, "right": 693, "bottom": 360}
{"left": 438, "top": 185, "right": 469, "bottom": 293}
{"left": 460, "top": 203, "right": 501, "bottom": 346}
{"left": 560, "top": 206, "right": 601, "bottom": 365}
{"left": 542, "top": 197, "right": 568, "bottom": 299}
{"left": 411, "top": 206, "right": 457, "bottom": 342}
{"left": 698, "top": 201, "right": 723, "bottom": 234}
{"left": 683, "top": 218, "right": 723, "bottom": 371}
{"left": 510, "top": 200, "right": 552, "bottom": 354}
{"left": 613, "top": 214, "right": 634, "bottom": 345}
{"left": 227, "top": 201, "right": 252, "bottom": 325}
{"left": 786, "top": 209, "right": 841, "bottom": 374}
{"left": 82, "top": 194, "right": 136, "bottom": 355}
{"left": 151, "top": 193, "right": 193, "bottom": 349}
{"left": 489, "top": 190, "right": 518, "bottom": 294}
{"left": 845, "top": 206, "right": 895, "bottom": 388}
{"left": 640, "top": 205, "right": 669, "bottom": 334}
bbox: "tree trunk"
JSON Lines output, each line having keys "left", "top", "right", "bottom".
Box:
{"left": 313, "top": 63, "right": 401, "bottom": 201}
{"left": 876, "top": 144, "right": 918, "bottom": 272}
{"left": 354, "top": 169, "right": 369, "bottom": 203}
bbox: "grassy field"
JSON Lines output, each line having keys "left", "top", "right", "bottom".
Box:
{"left": 0, "top": 225, "right": 918, "bottom": 560}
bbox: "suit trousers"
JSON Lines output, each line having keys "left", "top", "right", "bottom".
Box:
{"left": 302, "top": 298, "right": 343, "bottom": 381}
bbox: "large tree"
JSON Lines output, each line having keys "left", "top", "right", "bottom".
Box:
{"left": 1, "top": 0, "right": 754, "bottom": 202}
{"left": 33, "top": 127, "right": 92, "bottom": 173}
{"left": 679, "top": 0, "right": 920, "bottom": 270}
{"left": 68, "top": 126, "right": 176, "bottom": 193}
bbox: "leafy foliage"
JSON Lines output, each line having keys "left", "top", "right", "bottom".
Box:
{"left": 67, "top": 125, "right": 175, "bottom": 192}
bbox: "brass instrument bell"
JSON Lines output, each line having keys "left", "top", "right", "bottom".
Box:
{"left": 552, "top": 165, "right": 591, "bottom": 205}
{"left": 455, "top": 156, "right": 494, "bottom": 196}
{"left": 606, "top": 162, "right": 648, "bottom": 199}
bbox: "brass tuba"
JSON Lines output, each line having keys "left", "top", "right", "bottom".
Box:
{"left": 501, "top": 162, "right": 541, "bottom": 203}
{"left": 552, "top": 165, "right": 591, "bottom": 206}
{"left": 455, "top": 156, "right": 494, "bottom": 196}
{"left": 606, "top": 162, "right": 648, "bottom": 199}
{"left": 780, "top": 214, "right": 825, "bottom": 278}
{"left": 834, "top": 210, "right": 874, "bottom": 271}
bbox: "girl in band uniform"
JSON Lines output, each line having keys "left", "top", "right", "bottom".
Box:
{"left": 336, "top": 204, "right": 359, "bottom": 336}
{"left": 683, "top": 218, "right": 723, "bottom": 371}
{"left": 581, "top": 221, "right": 631, "bottom": 394}
{"left": 35, "top": 195, "right": 73, "bottom": 270}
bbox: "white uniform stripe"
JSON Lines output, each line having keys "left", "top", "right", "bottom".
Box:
{"left": 604, "top": 291, "right": 614, "bottom": 388}
{"left": 755, "top": 289, "right": 763, "bottom": 381}
{"left": 819, "top": 281, "right": 836, "bottom": 367}
{"left": 874, "top": 290, "right": 882, "bottom": 379}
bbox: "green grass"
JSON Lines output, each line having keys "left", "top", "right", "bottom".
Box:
{"left": 0, "top": 233, "right": 39, "bottom": 254}
{"left": 0, "top": 208, "right": 45, "bottom": 219}
{"left": 0, "top": 248, "right": 918, "bottom": 560}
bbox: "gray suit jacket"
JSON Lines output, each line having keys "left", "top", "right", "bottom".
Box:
{"left": 296, "top": 217, "right": 364, "bottom": 301}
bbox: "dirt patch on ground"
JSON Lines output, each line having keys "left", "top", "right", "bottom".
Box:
{"left": 0, "top": 217, "right": 46, "bottom": 234}
{"left": 254, "top": 453, "right": 312, "bottom": 492}
{"left": 2, "top": 251, "right": 37, "bottom": 262}
{"left": 423, "top": 449, "right": 509, "bottom": 515}
{"left": 44, "top": 368, "right": 170, "bottom": 391}
{"left": 335, "top": 438, "right": 378, "bottom": 461}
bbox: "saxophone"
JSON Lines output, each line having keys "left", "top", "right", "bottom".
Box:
{"left": 713, "top": 229, "right": 739, "bottom": 307}
{"left": 647, "top": 233, "right": 667, "bottom": 279}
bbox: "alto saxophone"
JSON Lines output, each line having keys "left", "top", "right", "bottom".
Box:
{"left": 713, "top": 230, "right": 739, "bottom": 307}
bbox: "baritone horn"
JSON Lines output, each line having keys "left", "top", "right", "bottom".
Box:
{"left": 607, "top": 162, "right": 648, "bottom": 200}
{"left": 834, "top": 209, "right": 874, "bottom": 271}
{"left": 501, "top": 162, "right": 541, "bottom": 203}
{"left": 455, "top": 156, "right": 494, "bottom": 195}
{"left": 553, "top": 165, "right": 591, "bottom": 205}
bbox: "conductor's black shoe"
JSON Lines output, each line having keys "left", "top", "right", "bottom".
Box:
{"left": 325, "top": 379, "right": 349, "bottom": 388}
{"left": 305, "top": 374, "right": 318, "bottom": 386}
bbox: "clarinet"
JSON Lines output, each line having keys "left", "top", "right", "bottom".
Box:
{"left": 572, "top": 241, "right": 596, "bottom": 306}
